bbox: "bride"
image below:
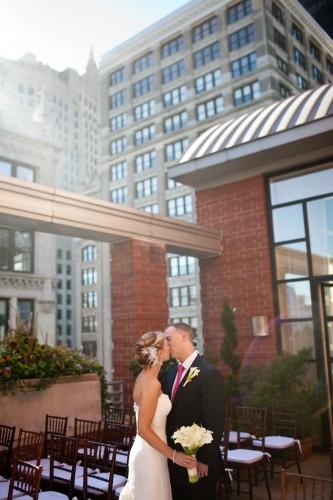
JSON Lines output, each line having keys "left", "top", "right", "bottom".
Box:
{"left": 120, "top": 331, "right": 195, "bottom": 500}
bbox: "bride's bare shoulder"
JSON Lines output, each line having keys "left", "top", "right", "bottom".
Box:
{"left": 133, "top": 373, "right": 161, "bottom": 404}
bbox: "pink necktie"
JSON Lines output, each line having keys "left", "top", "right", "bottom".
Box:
{"left": 171, "top": 365, "right": 185, "bottom": 401}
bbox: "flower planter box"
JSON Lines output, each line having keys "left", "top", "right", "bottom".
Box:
{"left": 0, "top": 373, "right": 102, "bottom": 435}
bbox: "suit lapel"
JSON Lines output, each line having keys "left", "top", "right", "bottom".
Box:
{"left": 173, "top": 354, "right": 201, "bottom": 401}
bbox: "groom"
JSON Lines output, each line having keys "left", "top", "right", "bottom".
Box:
{"left": 163, "top": 323, "right": 224, "bottom": 500}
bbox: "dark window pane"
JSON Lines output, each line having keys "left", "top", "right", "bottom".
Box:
{"left": 272, "top": 205, "right": 305, "bottom": 243}
{"left": 278, "top": 280, "right": 312, "bottom": 319}
{"left": 275, "top": 242, "right": 309, "bottom": 280}
{"left": 280, "top": 321, "right": 315, "bottom": 355}
{"left": 308, "top": 196, "right": 333, "bottom": 276}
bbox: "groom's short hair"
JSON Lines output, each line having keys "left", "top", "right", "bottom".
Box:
{"left": 173, "top": 322, "right": 194, "bottom": 342}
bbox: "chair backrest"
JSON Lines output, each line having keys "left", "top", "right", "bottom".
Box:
{"left": 44, "top": 414, "right": 68, "bottom": 456}
{"left": 272, "top": 399, "right": 298, "bottom": 437}
{"left": 104, "top": 407, "right": 125, "bottom": 425}
{"left": 236, "top": 406, "right": 267, "bottom": 448}
{"left": 74, "top": 418, "right": 101, "bottom": 443}
{"left": 281, "top": 469, "right": 333, "bottom": 500}
{"left": 82, "top": 439, "right": 118, "bottom": 500}
{"left": 7, "top": 460, "right": 42, "bottom": 500}
{"left": 0, "top": 424, "right": 16, "bottom": 476}
{"left": 14, "top": 428, "right": 44, "bottom": 464}
{"left": 49, "top": 434, "right": 78, "bottom": 497}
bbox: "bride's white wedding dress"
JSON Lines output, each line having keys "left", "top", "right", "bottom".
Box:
{"left": 119, "top": 393, "right": 172, "bottom": 500}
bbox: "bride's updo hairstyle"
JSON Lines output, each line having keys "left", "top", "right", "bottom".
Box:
{"left": 135, "top": 331, "right": 165, "bottom": 368}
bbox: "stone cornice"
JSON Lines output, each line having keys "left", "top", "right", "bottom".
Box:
{"left": 0, "top": 176, "right": 221, "bottom": 257}
{"left": 0, "top": 274, "right": 46, "bottom": 289}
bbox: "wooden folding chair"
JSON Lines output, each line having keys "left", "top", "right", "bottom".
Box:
{"left": 7, "top": 460, "right": 41, "bottom": 500}
{"left": 103, "top": 422, "right": 135, "bottom": 476}
{"left": 0, "top": 424, "right": 15, "bottom": 479}
{"left": 44, "top": 415, "right": 68, "bottom": 457}
{"left": 281, "top": 469, "right": 333, "bottom": 499}
{"left": 14, "top": 429, "right": 44, "bottom": 465}
{"left": 74, "top": 418, "right": 101, "bottom": 446}
{"left": 47, "top": 434, "right": 79, "bottom": 498}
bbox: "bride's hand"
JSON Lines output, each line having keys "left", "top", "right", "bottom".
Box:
{"left": 173, "top": 451, "right": 197, "bottom": 469}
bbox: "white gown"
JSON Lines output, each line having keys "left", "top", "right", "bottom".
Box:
{"left": 119, "top": 393, "right": 172, "bottom": 500}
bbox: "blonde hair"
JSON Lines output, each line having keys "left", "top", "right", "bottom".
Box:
{"left": 135, "top": 331, "right": 165, "bottom": 368}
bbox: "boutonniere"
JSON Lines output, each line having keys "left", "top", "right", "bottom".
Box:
{"left": 183, "top": 367, "right": 200, "bottom": 387}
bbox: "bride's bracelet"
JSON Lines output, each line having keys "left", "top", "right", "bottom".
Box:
{"left": 172, "top": 450, "right": 177, "bottom": 463}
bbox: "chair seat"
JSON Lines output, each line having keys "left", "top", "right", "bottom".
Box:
{"left": 228, "top": 431, "right": 253, "bottom": 444}
{"left": 115, "top": 485, "right": 124, "bottom": 498}
{"left": 0, "top": 481, "right": 24, "bottom": 500}
{"left": 227, "top": 448, "right": 266, "bottom": 464}
{"left": 253, "top": 436, "right": 295, "bottom": 449}
{"left": 74, "top": 472, "right": 126, "bottom": 492}
{"left": 0, "top": 476, "right": 6, "bottom": 483}
{"left": 19, "top": 492, "right": 68, "bottom": 500}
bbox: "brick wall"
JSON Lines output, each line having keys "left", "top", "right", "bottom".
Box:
{"left": 111, "top": 239, "right": 168, "bottom": 403}
{"left": 197, "top": 175, "right": 278, "bottom": 370}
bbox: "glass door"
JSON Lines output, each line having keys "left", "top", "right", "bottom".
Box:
{"left": 320, "top": 282, "right": 333, "bottom": 444}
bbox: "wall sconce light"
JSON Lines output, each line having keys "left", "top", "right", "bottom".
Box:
{"left": 251, "top": 316, "right": 269, "bottom": 337}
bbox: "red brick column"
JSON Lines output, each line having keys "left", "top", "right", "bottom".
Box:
{"left": 197, "top": 175, "right": 278, "bottom": 369}
{"left": 111, "top": 239, "right": 168, "bottom": 404}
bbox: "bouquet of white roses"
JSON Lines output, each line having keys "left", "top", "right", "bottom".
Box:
{"left": 172, "top": 423, "right": 213, "bottom": 483}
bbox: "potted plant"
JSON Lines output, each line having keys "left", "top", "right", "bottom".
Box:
{"left": 220, "top": 300, "right": 241, "bottom": 398}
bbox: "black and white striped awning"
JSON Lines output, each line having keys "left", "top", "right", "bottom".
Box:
{"left": 180, "top": 83, "right": 333, "bottom": 164}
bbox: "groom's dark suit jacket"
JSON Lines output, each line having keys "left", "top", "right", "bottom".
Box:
{"left": 162, "top": 354, "right": 225, "bottom": 485}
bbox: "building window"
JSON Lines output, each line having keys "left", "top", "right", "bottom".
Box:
{"left": 193, "top": 41, "right": 220, "bottom": 69}
{"left": 110, "top": 186, "right": 128, "bottom": 204}
{"left": 164, "top": 138, "right": 189, "bottom": 162}
{"left": 162, "top": 60, "right": 186, "bottom": 84}
{"left": 82, "top": 315, "right": 98, "bottom": 333}
{"left": 279, "top": 83, "right": 291, "bottom": 98}
{"left": 227, "top": 0, "right": 252, "bottom": 24}
{"left": 168, "top": 255, "right": 195, "bottom": 276}
{"left": 57, "top": 294, "right": 62, "bottom": 305}
{"left": 231, "top": 51, "right": 256, "bottom": 78}
{"left": 326, "top": 58, "right": 333, "bottom": 75}
{"left": 57, "top": 263, "right": 62, "bottom": 274}
{"left": 109, "top": 67, "right": 124, "bottom": 86}
{"left": 167, "top": 194, "right": 193, "bottom": 216}
{"left": 196, "top": 95, "right": 224, "bottom": 121}
{"left": 141, "top": 204, "right": 159, "bottom": 214}
{"left": 66, "top": 324, "right": 72, "bottom": 336}
{"left": 195, "top": 68, "right": 222, "bottom": 94}
{"left": 167, "top": 177, "right": 182, "bottom": 189}
{"left": 82, "top": 268, "right": 97, "bottom": 285}
{"left": 66, "top": 294, "right": 71, "bottom": 305}
{"left": 110, "top": 161, "right": 127, "bottom": 181}
{"left": 229, "top": 24, "right": 255, "bottom": 51}
{"left": 233, "top": 80, "right": 260, "bottom": 106}
{"left": 309, "top": 41, "right": 321, "bottom": 62}
{"left": 170, "top": 285, "right": 197, "bottom": 307}
{"left": 134, "top": 100, "right": 155, "bottom": 121}
{"left": 134, "top": 124, "right": 156, "bottom": 145}
{"left": 66, "top": 309, "right": 71, "bottom": 320}
{"left": 0, "top": 159, "right": 35, "bottom": 181}
{"left": 291, "top": 23, "right": 303, "bottom": 44}
{"left": 0, "top": 228, "right": 33, "bottom": 273}
{"left": 109, "top": 112, "right": 127, "bottom": 132}
{"left": 171, "top": 316, "right": 198, "bottom": 329}
{"left": 57, "top": 249, "right": 63, "bottom": 259}
{"left": 133, "top": 75, "right": 154, "bottom": 98}
{"left": 66, "top": 280, "right": 71, "bottom": 290}
{"left": 133, "top": 52, "right": 153, "bottom": 73}
{"left": 163, "top": 85, "right": 187, "bottom": 108}
{"left": 66, "top": 265, "right": 71, "bottom": 275}
{"left": 192, "top": 16, "right": 219, "bottom": 43}
{"left": 276, "top": 56, "right": 289, "bottom": 74}
{"left": 82, "top": 291, "right": 98, "bottom": 309}
{"left": 161, "top": 35, "right": 184, "bottom": 58}
{"left": 272, "top": 2, "right": 284, "bottom": 24}
{"left": 312, "top": 65, "right": 324, "bottom": 84}
{"left": 109, "top": 137, "right": 127, "bottom": 156}
{"left": 57, "top": 310, "right": 62, "bottom": 320}
{"left": 82, "top": 245, "right": 96, "bottom": 262}
{"left": 294, "top": 47, "right": 307, "bottom": 70}
{"left": 135, "top": 177, "right": 158, "bottom": 199}
{"left": 17, "top": 299, "right": 33, "bottom": 323}
{"left": 66, "top": 250, "right": 71, "bottom": 260}
{"left": 135, "top": 150, "right": 156, "bottom": 173}
{"left": 164, "top": 111, "right": 187, "bottom": 133}
{"left": 274, "top": 28, "right": 286, "bottom": 51}
{"left": 109, "top": 90, "right": 126, "bottom": 109}
{"left": 296, "top": 73, "right": 308, "bottom": 90}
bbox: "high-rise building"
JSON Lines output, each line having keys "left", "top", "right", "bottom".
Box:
{"left": 100, "top": 0, "right": 333, "bottom": 349}
{"left": 298, "top": 0, "right": 333, "bottom": 38}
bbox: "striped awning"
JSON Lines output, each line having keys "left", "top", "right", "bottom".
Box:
{"left": 180, "top": 83, "right": 333, "bottom": 164}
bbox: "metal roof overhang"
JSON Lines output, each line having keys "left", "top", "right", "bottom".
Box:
{"left": 168, "top": 115, "right": 333, "bottom": 190}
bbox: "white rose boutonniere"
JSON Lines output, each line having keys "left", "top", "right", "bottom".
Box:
{"left": 183, "top": 367, "right": 200, "bottom": 387}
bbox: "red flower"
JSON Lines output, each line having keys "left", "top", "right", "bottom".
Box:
{"left": 3, "top": 366, "right": 11, "bottom": 376}
{"left": 5, "top": 354, "right": 11, "bottom": 361}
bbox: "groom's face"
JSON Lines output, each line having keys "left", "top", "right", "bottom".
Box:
{"left": 164, "top": 326, "right": 184, "bottom": 360}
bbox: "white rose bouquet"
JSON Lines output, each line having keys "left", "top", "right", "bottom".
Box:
{"left": 172, "top": 423, "right": 213, "bottom": 483}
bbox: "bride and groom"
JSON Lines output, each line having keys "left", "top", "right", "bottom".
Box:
{"left": 120, "top": 323, "right": 225, "bottom": 500}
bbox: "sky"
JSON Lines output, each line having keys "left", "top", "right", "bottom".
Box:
{"left": 1, "top": 0, "right": 190, "bottom": 74}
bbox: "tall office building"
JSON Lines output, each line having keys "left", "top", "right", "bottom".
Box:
{"left": 100, "top": 0, "right": 333, "bottom": 350}
{"left": 0, "top": 53, "right": 102, "bottom": 355}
